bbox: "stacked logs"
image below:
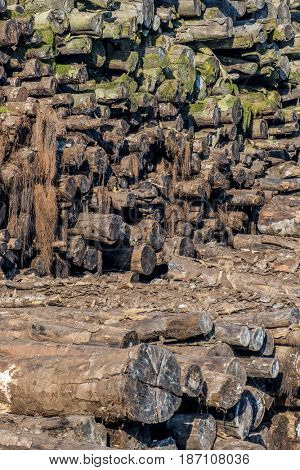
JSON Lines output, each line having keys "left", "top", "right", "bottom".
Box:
{"left": 0, "top": 304, "right": 299, "bottom": 449}
{"left": 0, "top": 1, "right": 299, "bottom": 279}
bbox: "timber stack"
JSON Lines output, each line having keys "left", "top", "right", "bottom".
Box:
{"left": 0, "top": 0, "right": 299, "bottom": 279}
{"left": 0, "top": 0, "right": 299, "bottom": 452}
{"left": 0, "top": 303, "right": 298, "bottom": 449}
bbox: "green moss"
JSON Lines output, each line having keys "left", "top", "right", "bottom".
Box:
{"left": 272, "top": 27, "right": 286, "bottom": 42}
{"left": 144, "top": 48, "right": 168, "bottom": 70}
{"left": 217, "top": 94, "right": 240, "bottom": 111}
{"left": 240, "top": 89, "right": 281, "bottom": 131}
{"left": 196, "top": 58, "right": 219, "bottom": 86}
{"left": 189, "top": 101, "right": 206, "bottom": 114}
{"left": 156, "top": 79, "right": 179, "bottom": 102}
{"left": 241, "top": 101, "right": 252, "bottom": 132}
{"left": 96, "top": 74, "right": 137, "bottom": 99}
{"left": 56, "top": 63, "right": 74, "bottom": 75}
{"left": 289, "top": 67, "right": 300, "bottom": 85}
{"left": 25, "top": 44, "right": 53, "bottom": 59}
{"left": 38, "top": 28, "right": 54, "bottom": 46}
{"left": 141, "top": 67, "right": 164, "bottom": 93}
{"left": 0, "top": 106, "right": 9, "bottom": 114}
{"left": 167, "top": 47, "right": 196, "bottom": 95}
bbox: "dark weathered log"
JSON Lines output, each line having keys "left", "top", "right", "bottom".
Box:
{"left": 238, "top": 357, "right": 280, "bottom": 378}
{"left": 72, "top": 214, "right": 122, "bottom": 244}
{"left": 0, "top": 414, "right": 107, "bottom": 447}
{"left": 0, "top": 429, "right": 109, "bottom": 450}
{"left": 244, "top": 386, "right": 266, "bottom": 430}
{"left": 259, "top": 330, "right": 275, "bottom": 356}
{"left": 0, "top": 344, "right": 182, "bottom": 423}
{"left": 200, "top": 371, "right": 244, "bottom": 409}
{"left": 216, "top": 393, "right": 253, "bottom": 440}
{"left": 107, "top": 423, "right": 151, "bottom": 450}
{"left": 217, "top": 307, "right": 300, "bottom": 329}
{"left": 0, "top": 19, "right": 19, "bottom": 46}
{"left": 214, "top": 436, "right": 264, "bottom": 450}
{"left": 175, "top": 355, "right": 203, "bottom": 397}
{"left": 166, "top": 413, "right": 217, "bottom": 450}
{"left": 133, "top": 311, "right": 214, "bottom": 341}
{"left": 214, "top": 322, "right": 251, "bottom": 347}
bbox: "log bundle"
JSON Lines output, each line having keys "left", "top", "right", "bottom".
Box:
{"left": 0, "top": 0, "right": 299, "bottom": 279}
{"left": 0, "top": 0, "right": 299, "bottom": 452}
{"left": 0, "top": 302, "right": 298, "bottom": 450}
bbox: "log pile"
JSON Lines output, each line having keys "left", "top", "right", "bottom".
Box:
{"left": 0, "top": 0, "right": 299, "bottom": 279}
{"left": 0, "top": 301, "right": 298, "bottom": 450}
{"left": 0, "top": 0, "right": 300, "bottom": 452}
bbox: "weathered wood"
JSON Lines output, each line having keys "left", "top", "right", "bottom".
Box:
{"left": 238, "top": 357, "right": 280, "bottom": 378}
{"left": 0, "top": 414, "right": 107, "bottom": 447}
{"left": 216, "top": 393, "right": 253, "bottom": 440}
{"left": 175, "top": 355, "right": 203, "bottom": 397}
{"left": 0, "top": 429, "right": 108, "bottom": 450}
{"left": 72, "top": 214, "right": 122, "bottom": 244}
{"left": 214, "top": 436, "right": 264, "bottom": 450}
{"left": 166, "top": 413, "right": 217, "bottom": 450}
{"left": 214, "top": 322, "right": 251, "bottom": 347}
{"left": 0, "top": 344, "right": 182, "bottom": 423}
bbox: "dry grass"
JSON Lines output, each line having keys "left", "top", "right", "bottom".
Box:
{"left": 33, "top": 106, "right": 58, "bottom": 272}
{"left": 34, "top": 184, "right": 57, "bottom": 274}
{"left": 35, "top": 106, "right": 57, "bottom": 183}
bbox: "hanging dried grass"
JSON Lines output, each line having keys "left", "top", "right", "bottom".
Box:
{"left": 35, "top": 106, "right": 57, "bottom": 184}
{"left": 34, "top": 184, "right": 57, "bottom": 274}
{"left": 32, "top": 106, "right": 58, "bottom": 272}
{"left": 3, "top": 149, "right": 36, "bottom": 264}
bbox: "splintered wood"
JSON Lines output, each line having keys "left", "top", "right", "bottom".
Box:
{"left": 0, "top": 0, "right": 300, "bottom": 452}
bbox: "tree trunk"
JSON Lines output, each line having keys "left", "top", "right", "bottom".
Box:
{"left": 0, "top": 344, "right": 182, "bottom": 423}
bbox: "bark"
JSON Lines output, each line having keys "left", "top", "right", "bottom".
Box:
{"left": 238, "top": 357, "right": 280, "bottom": 378}
{"left": 216, "top": 393, "right": 253, "bottom": 440}
{"left": 0, "top": 414, "right": 107, "bottom": 447}
{"left": 0, "top": 344, "right": 182, "bottom": 423}
{"left": 0, "top": 429, "right": 108, "bottom": 450}
{"left": 166, "top": 413, "right": 217, "bottom": 450}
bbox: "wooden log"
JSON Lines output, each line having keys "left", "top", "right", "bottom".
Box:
{"left": 174, "top": 179, "right": 211, "bottom": 198}
{"left": 217, "top": 307, "right": 300, "bottom": 329}
{"left": 107, "top": 423, "right": 150, "bottom": 450}
{"left": 189, "top": 99, "right": 221, "bottom": 127}
{"left": 21, "top": 77, "right": 57, "bottom": 97}
{"left": 214, "top": 322, "right": 251, "bottom": 347}
{"left": 244, "top": 386, "right": 266, "bottom": 431}
{"left": 0, "top": 414, "right": 107, "bottom": 447}
{"left": 133, "top": 311, "right": 214, "bottom": 341}
{"left": 238, "top": 357, "right": 280, "bottom": 378}
{"left": 258, "top": 195, "right": 300, "bottom": 237}
{"left": 0, "top": 344, "right": 182, "bottom": 423}
{"left": 214, "top": 436, "right": 264, "bottom": 450}
{"left": 216, "top": 393, "right": 253, "bottom": 440}
{"left": 166, "top": 342, "right": 235, "bottom": 358}
{"left": 175, "top": 355, "right": 203, "bottom": 397}
{"left": 71, "top": 213, "right": 122, "bottom": 244}
{"left": 166, "top": 413, "right": 217, "bottom": 450}
{"left": 259, "top": 330, "right": 275, "bottom": 356}
{"left": 195, "top": 356, "right": 247, "bottom": 387}
{"left": 200, "top": 371, "right": 244, "bottom": 409}
{"left": 0, "top": 316, "right": 139, "bottom": 348}
{"left": 0, "top": 429, "right": 108, "bottom": 450}
{"left": 271, "top": 326, "right": 300, "bottom": 346}
{"left": 0, "top": 19, "right": 19, "bottom": 46}
{"left": 104, "top": 243, "right": 156, "bottom": 276}
{"left": 268, "top": 412, "right": 300, "bottom": 450}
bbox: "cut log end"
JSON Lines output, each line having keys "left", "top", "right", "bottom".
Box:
{"left": 125, "top": 344, "right": 182, "bottom": 423}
